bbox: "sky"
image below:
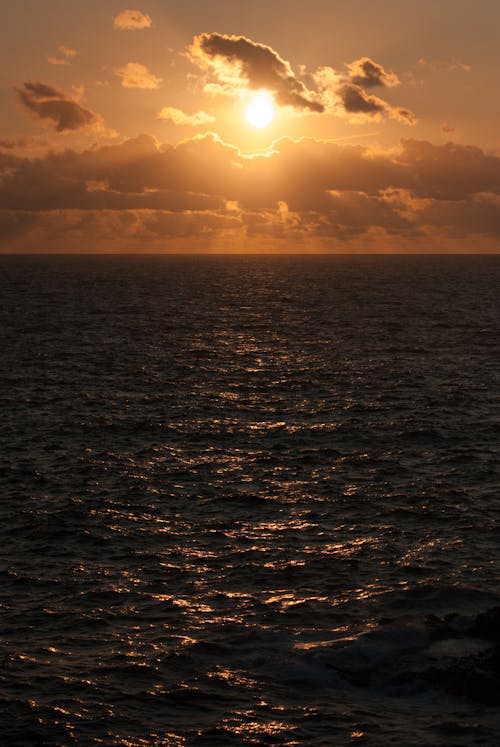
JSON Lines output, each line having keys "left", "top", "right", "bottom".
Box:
{"left": 1, "top": 0, "right": 500, "bottom": 253}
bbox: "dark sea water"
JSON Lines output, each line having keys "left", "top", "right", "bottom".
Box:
{"left": 1, "top": 255, "right": 499, "bottom": 746}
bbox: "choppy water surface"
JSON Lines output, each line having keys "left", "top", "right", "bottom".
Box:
{"left": 1, "top": 255, "right": 499, "bottom": 746}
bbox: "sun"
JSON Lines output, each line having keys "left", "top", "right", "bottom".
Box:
{"left": 245, "top": 91, "right": 275, "bottom": 128}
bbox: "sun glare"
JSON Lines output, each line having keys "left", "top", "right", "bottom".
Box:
{"left": 245, "top": 91, "right": 275, "bottom": 128}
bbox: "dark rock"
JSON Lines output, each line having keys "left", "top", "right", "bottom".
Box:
{"left": 426, "top": 613, "right": 457, "bottom": 641}
{"left": 427, "top": 644, "right": 500, "bottom": 706}
{"left": 469, "top": 606, "right": 500, "bottom": 642}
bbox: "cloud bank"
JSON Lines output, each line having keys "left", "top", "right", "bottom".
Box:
{"left": 1, "top": 134, "right": 499, "bottom": 252}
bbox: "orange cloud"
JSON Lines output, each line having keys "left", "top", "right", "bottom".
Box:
{"left": 14, "top": 81, "right": 104, "bottom": 133}
{"left": 347, "top": 57, "right": 400, "bottom": 88}
{"left": 158, "top": 107, "right": 216, "bottom": 126}
{"left": 417, "top": 57, "right": 471, "bottom": 73}
{"left": 48, "top": 46, "right": 78, "bottom": 66}
{"left": 115, "top": 62, "right": 162, "bottom": 89}
{"left": 113, "top": 9, "right": 152, "bottom": 31}
{"left": 0, "top": 135, "right": 50, "bottom": 151}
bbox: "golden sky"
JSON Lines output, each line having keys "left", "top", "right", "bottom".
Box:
{"left": 1, "top": 0, "right": 500, "bottom": 252}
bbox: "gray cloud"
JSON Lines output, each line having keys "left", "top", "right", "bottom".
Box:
{"left": 14, "top": 81, "right": 103, "bottom": 133}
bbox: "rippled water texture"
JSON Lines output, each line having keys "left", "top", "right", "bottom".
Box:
{"left": 1, "top": 255, "right": 500, "bottom": 746}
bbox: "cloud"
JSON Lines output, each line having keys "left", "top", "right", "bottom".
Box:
{"left": 0, "top": 135, "right": 50, "bottom": 151}
{"left": 48, "top": 46, "right": 78, "bottom": 66}
{"left": 2, "top": 134, "right": 499, "bottom": 251}
{"left": 60, "top": 46, "right": 77, "bottom": 59}
{"left": 191, "top": 32, "right": 324, "bottom": 112}
{"left": 158, "top": 107, "right": 216, "bottom": 126}
{"left": 347, "top": 57, "right": 400, "bottom": 88}
{"left": 113, "top": 9, "right": 152, "bottom": 31}
{"left": 393, "top": 107, "right": 417, "bottom": 125}
{"left": 417, "top": 57, "right": 471, "bottom": 73}
{"left": 190, "top": 34, "right": 413, "bottom": 124}
{"left": 337, "top": 83, "right": 416, "bottom": 124}
{"left": 311, "top": 64, "right": 414, "bottom": 124}
{"left": 14, "top": 81, "right": 104, "bottom": 133}
{"left": 339, "top": 84, "right": 386, "bottom": 115}
{"left": 115, "top": 62, "right": 162, "bottom": 89}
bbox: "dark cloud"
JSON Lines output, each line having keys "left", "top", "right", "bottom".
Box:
{"left": 339, "top": 83, "right": 386, "bottom": 114}
{"left": 396, "top": 139, "right": 500, "bottom": 198}
{"left": 192, "top": 33, "right": 324, "bottom": 112}
{"left": 418, "top": 196, "right": 500, "bottom": 238}
{"left": 1, "top": 134, "right": 499, "bottom": 251}
{"left": 338, "top": 83, "right": 416, "bottom": 124}
{"left": 14, "top": 81, "right": 103, "bottom": 133}
{"left": 347, "top": 57, "right": 400, "bottom": 88}
{"left": 0, "top": 134, "right": 237, "bottom": 211}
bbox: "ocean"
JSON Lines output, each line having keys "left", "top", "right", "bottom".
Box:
{"left": 1, "top": 255, "right": 499, "bottom": 746}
